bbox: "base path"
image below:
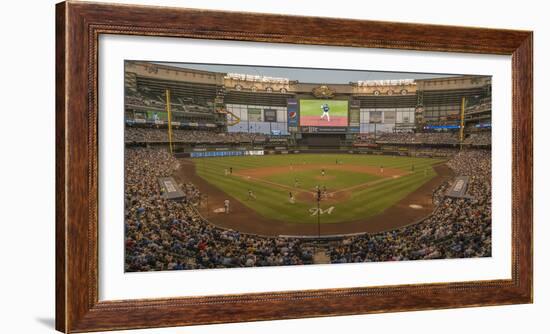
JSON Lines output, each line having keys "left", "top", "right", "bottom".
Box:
{"left": 174, "top": 160, "right": 453, "bottom": 237}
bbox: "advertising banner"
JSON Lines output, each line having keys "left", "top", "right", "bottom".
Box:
{"left": 369, "top": 110, "right": 382, "bottom": 123}
{"left": 287, "top": 99, "right": 299, "bottom": 130}
{"left": 147, "top": 111, "right": 168, "bottom": 121}
{"left": 264, "top": 109, "right": 277, "bottom": 122}
{"left": 190, "top": 150, "right": 264, "bottom": 158}
{"left": 349, "top": 100, "right": 360, "bottom": 127}
{"left": 248, "top": 108, "right": 262, "bottom": 122}
{"left": 384, "top": 110, "right": 396, "bottom": 124}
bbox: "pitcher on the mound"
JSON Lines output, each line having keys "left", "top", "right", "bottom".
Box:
{"left": 320, "top": 103, "right": 330, "bottom": 122}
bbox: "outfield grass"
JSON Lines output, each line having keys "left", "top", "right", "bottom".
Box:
{"left": 265, "top": 169, "right": 382, "bottom": 191}
{"left": 193, "top": 154, "right": 443, "bottom": 224}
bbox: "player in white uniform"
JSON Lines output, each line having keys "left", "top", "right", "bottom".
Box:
{"left": 320, "top": 103, "right": 330, "bottom": 122}
{"left": 247, "top": 189, "right": 257, "bottom": 200}
{"left": 224, "top": 199, "right": 230, "bottom": 214}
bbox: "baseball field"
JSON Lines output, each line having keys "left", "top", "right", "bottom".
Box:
{"left": 187, "top": 154, "right": 445, "bottom": 228}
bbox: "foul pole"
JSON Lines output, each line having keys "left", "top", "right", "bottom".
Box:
{"left": 165, "top": 89, "right": 174, "bottom": 154}
{"left": 317, "top": 187, "right": 321, "bottom": 239}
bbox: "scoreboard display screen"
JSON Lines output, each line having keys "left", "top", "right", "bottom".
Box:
{"left": 299, "top": 99, "right": 348, "bottom": 127}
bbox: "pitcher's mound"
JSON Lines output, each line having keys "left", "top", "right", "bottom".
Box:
{"left": 409, "top": 204, "right": 423, "bottom": 209}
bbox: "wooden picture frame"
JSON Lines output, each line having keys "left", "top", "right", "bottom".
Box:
{"left": 56, "top": 1, "right": 533, "bottom": 332}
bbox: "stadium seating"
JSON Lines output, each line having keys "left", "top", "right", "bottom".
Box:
{"left": 124, "top": 128, "right": 270, "bottom": 144}
{"left": 375, "top": 132, "right": 460, "bottom": 145}
{"left": 463, "top": 132, "right": 491, "bottom": 146}
{"left": 124, "top": 147, "right": 491, "bottom": 271}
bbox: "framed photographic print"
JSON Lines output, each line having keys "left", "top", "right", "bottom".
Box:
{"left": 56, "top": 1, "right": 532, "bottom": 332}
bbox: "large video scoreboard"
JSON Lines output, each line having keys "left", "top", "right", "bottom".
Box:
{"left": 287, "top": 98, "right": 359, "bottom": 134}
{"left": 299, "top": 99, "right": 348, "bottom": 127}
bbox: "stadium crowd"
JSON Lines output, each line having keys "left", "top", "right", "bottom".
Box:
{"left": 127, "top": 127, "right": 484, "bottom": 147}
{"left": 376, "top": 132, "right": 460, "bottom": 145}
{"left": 353, "top": 134, "right": 377, "bottom": 145}
{"left": 125, "top": 127, "right": 268, "bottom": 144}
{"left": 125, "top": 146, "right": 491, "bottom": 271}
{"left": 126, "top": 89, "right": 214, "bottom": 114}
{"left": 412, "top": 147, "right": 459, "bottom": 157}
{"left": 124, "top": 147, "right": 313, "bottom": 271}
{"left": 465, "top": 97, "right": 491, "bottom": 113}
{"left": 463, "top": 132, "right": 491, "bottom": 146}
{"left": 354, "top": 131, "right": 491, "bottom": 147}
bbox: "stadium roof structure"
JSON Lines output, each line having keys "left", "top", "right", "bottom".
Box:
{"left": 156, "top": 61, "right": 461, "bottom": 85}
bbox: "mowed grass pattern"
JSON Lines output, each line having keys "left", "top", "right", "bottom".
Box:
{"left": 192, "top": 154, "right": 443, "bottom": 224}
{"left": 265, "top": 169, "right": 381, "bottom": 192}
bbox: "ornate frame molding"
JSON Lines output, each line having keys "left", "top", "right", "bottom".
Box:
{"left": 56, "top": 1, "right": 532, "bottom": 332}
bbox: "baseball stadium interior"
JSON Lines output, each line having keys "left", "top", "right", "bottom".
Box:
{"left": 124, "top": 61, "right": 492, "bottom": 272}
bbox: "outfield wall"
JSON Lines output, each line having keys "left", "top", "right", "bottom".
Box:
{"left": 136, "top": 140, "right": 462, "bottom": 159}
{"left": 174, "top": 147, "right": 457, "bottom": 159}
